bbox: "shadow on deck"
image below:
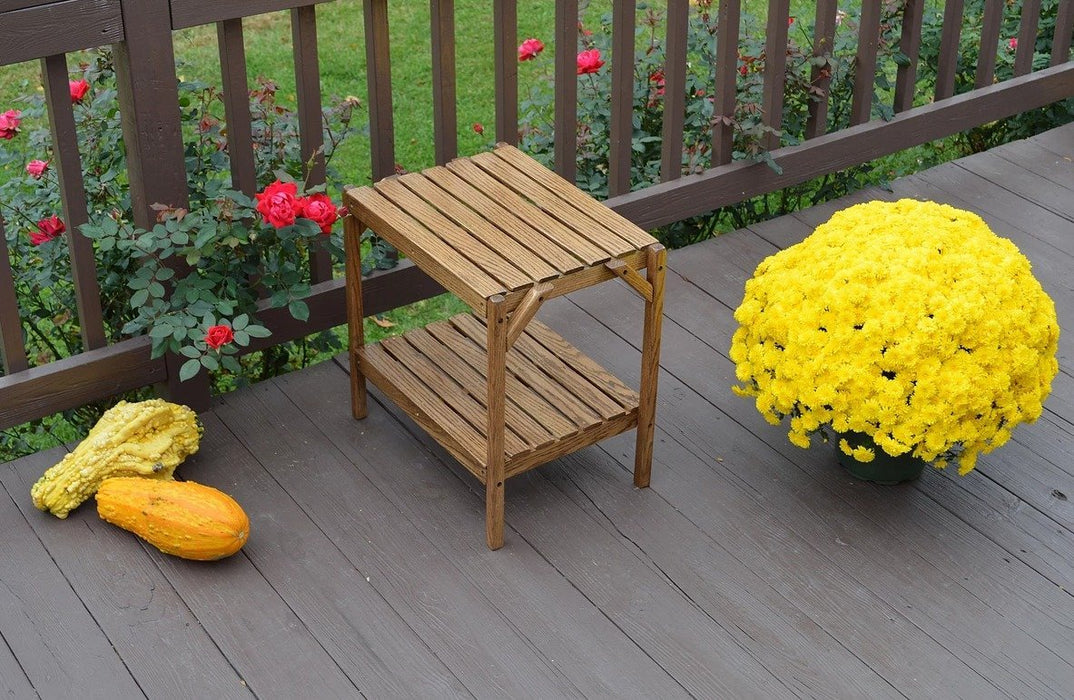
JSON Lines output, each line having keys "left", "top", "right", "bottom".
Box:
{"left": 3, "top": 124, "right": 1072, "bottom": 698}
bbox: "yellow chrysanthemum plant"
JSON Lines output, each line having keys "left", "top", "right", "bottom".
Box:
{"left": 730, "top": 199, "right": 1060, "bottom": 476}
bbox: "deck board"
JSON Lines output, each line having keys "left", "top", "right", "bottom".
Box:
{"left": 3, "top": 124, "right": 1073, "bottom": 697}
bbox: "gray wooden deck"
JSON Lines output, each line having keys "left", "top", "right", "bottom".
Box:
{"left": 2, "top": 124, "right": 1072, "bottom": 699}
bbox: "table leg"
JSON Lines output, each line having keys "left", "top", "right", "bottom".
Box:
{"left": 635, "top": 244, "right": 666, "bottom": 487}
{"left": 486, "top": 294, "right": 508, "bottom": 549}
{"left": 345, "top": 215, "right": 368, "bottom": 420}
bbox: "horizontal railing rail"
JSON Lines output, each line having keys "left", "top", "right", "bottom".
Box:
{"left": 1, "top": 0, "right": 1073, "bottom": 432}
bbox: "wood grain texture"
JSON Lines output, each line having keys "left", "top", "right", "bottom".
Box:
{"left": 608, "top": 0, "right": 636, "bottom": 197}
{"left": 935, "top": 0, "right": 966, "bottom": 100}
{"left": 606, "top": 62, "right": 1074, "bottom": 229}
{"left": 975, "top": 0, "right": 1005, "bottom": 88}
{"left": 558, "top": 246, "right": 1074, "bottom": 697}
{"left": 553, "top": 0, "right": 578, "bottom": 181}
{"left": 185, "top": 412, "right": 470, "bottom": 696}
{"left": 761, "top": 0, "right": 790, "bottom": 150}
{"left": 1014, "top": 0, "right": 1043, "bottom": 76}
{"left": 485, "top": 295, "right": 507, "bottom": 548}
{"left": 0, "top": 336, "right": 165, "bottom": 431}
{"left": 0, "top": 0, "right": 121, "bottom": 66}
{"left": 216, "top": 18, "right": 257, "bottom": 196}
{"left": 1052, "top": 0, "right": 1074, "bottom": 66}
{"left": 634, "top": 244, "right": 665, "bottom": 486}
{"left": 0, "top": 219, "right": 28, "bottom": 373}
{"left": 363, "top": 0, "right": 395, "bottom": 182}
{"left": 430, "top": 0, "right": 457, "bottom": 163}
{"left": 217, "top": 376, "right": 583, "bottom": 697}
{"left": 492, "top": 0, "right": 517, "bottom": 145}
{"left": 712, "top": 0, "right": 741, "bottom": 165}
{"left": 893, "top": 0, "right": 925, "bottom": 112}
{"left": 169, "top": 0, "right": 332, "bottom": 29}
{"left": 850, "top": 0, "right": 882, "bottom": 125}
{"left": 42, "top": 53, "right": 106, "bottom": 351}
{"left": 1, "top": 448, "right": 250, "bottom": 698}
{"left": 806, "top": 0, "right": 838, "bottom": 138}
{"left": 0, "top": 450, "right": 144, "bottom": 698}
{"left": 284, "top": 361, "right": 687, "bottom": 697}
{"left": 660, "top": 0, "right": 689, "bottom": 181}
{"left": 344, "top": 215, "right": 367, "bottom": 419}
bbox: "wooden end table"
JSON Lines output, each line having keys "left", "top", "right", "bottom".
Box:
{"left": 343, "top": 144, "right": 664, "bottom": 550}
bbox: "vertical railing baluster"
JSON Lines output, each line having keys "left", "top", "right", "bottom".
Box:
{"left": 712, "top": 0, "right": 740, "bottom": 167}
{"left": 893, "top": 0, "right": 925, "bottom": 113}
{"left": 42, "top": 53, "right": 106, "bottom": 351}
{"left": 660, "top": 0, "right": 689, "bottom": 182}
{"left": 935, "top": 0, "right": 965, "bottom": 100}
{"left": 975, "top": 0, "right": 1004, "bottom": 88}
{"left": 762, "top": 0, "right": 791, "bottom": 150}
{"left": 1014, "top": 0, "right": 1042, "bottom": 77}
{"left": 608, "top": 1, "right": 636, "bottom": 197}
{"left": 850, "top": 0, "right": 882, "bottom": 126}
{"left": 0, "top": 217, "right": 28, "bottom": 374}
{"left": 1051, "top": 0, "right": 1074, "bottom": 66}
{"left": 806, "top": 0, "right": 838, "bottom": 138}
{"left": 554, "top": 0, "right": 579, "bottom": 182}
{"left": 114, "top": 0, "right": 208, "bottom": 409}
{"left": 217, "top": 19, "right": 257, "bottom": 196}
{"left": 365, "top": 0, "right": 396, "bottom": 182}
{"left": 493, "top": 0, "right": 518, "bottom": 145}
{"left": 431, "top": 0, "right": 458, "bottom": 163}
{"left": 291, "top": 5, "right": 331, "bottom": 283}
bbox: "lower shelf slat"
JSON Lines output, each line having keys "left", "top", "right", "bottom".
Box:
{"left": 358, "top": 313, "right": 640, "bottom": 482}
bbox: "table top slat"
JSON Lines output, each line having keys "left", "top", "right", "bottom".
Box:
{"left": 470, "top": 151, "right": 639, "bottom": 257}
{"left": 444, "top": 159, "right": 610, "bottom": 266}
{"left": 398, "top": 172, "right": 560, "bottom": 282}
{"left": 375, "top": 178, "right": 534, "bottom": 291}
{"left": 493, "top": 144, "right": 657, "bottom": 249}
{"left": 344, "top": 187, "right": 504, "bottom": 308}
{"left": 422, "top": 166, "right": 586, "bottom": 275}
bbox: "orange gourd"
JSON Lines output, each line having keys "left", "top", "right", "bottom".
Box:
{"left": 96, "top": 477, "right": 249, "bottom": 560}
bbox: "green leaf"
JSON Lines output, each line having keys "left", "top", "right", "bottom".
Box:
{"left": 148, "top": 324, "right": 173, "bottom": 338}
{"left": 131, "top": 289, "right": 149, "bottom": 307}
{"left": 244, "top": 324, "right": 271, "bottom": 338}
{"left": 179, "top": 358, "right": 202, "bottom": 382}
{"left": 179, "top": 345, "right": 201, "bottom": 358}
{"left": 288, "top": 300, "right": 310, "bottom": 322}
{"left": 232, "top": 313, "right": 249, "bottom": 330}
{"left": 200, "top": 354, "right": 219, "bottom": 370}
{"left": 232, "top": 330, "right": 250, "bottom": 346}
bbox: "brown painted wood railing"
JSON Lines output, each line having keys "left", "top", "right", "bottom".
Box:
{"left": 1, "top": 0, "right": 1072, "bottom": 430}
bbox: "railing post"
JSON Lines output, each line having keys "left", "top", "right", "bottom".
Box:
{"left": 113, "top": 0, "right": 210, "bottom": 411}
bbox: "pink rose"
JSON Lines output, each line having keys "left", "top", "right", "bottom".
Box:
{"left": 30, "top": 215, "right": 65, "bottom": 246}
{"left": 26, "top": 160, "right": 49, "bottom": 179}
{"left": 0, "top": 109, "right": 21, "bottom": 139}
{"left": 576, "top": 49, "right": 604, "bottom": 75}
{"left": 1007, "top": 38, "right": 1018, "bottom": 51}
{"left": 255, "top": 179, "right": 302, "bottom": 228}
{"left": 518, "top": 38, "right": 544, "bottom": 62}
{"left": 300, "top": 192, "right": 338, "bottom": 234}
{"left": 69, "top": 79, "right": 90, "bottom": 104}
{"left": 204, "top": 324, "right": 234, "bottom": 350}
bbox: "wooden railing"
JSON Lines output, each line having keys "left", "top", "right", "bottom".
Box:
{"left": 1, "top": 0, "right": 1073, "bottom": 430}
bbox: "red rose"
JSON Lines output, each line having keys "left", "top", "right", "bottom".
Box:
{"left": 649, "top": 70, "right": 665, "bottom": 96}
{"left": 204, "top": 324, "right": 234, "bottom": 350}
{"left": 473, "top": 122, "right": 484, "bottom": 135}
{"left": 0, "top": 109, "right": 21, "bottom": 140}
{"left": 301, "top": 192, "right": 338, "bottom": 234}
{"left": 518, "top": 38, "right": 544, "bottom": 62}
{"left": 30, "top": 215, "right": 65, "bottom": 246}
{"left": 26, "top": 159, "right": 49, "bottom": 179}
{"left": 576, "top": 49, "right": 604, "bottom": 75}
{"left": 69, "top": 79, "right": 90, "bottom": 104}
{"left": 255, "top": 179, "right": 302, "bottom": 228}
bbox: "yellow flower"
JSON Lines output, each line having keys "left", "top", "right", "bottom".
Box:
{"left": 730, "top": 200, "right": 1060, "bottom": 474}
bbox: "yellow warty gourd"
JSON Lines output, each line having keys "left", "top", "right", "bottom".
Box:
{"left": 30, "top": 399, "right": 202, "bottom": 518}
